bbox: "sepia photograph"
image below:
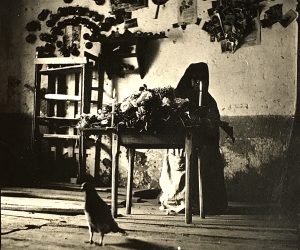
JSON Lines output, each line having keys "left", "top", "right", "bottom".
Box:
{"left": 1, "top": 0, "right": 299, "bottom": 249}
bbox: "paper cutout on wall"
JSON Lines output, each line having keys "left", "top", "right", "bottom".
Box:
{"left": 178, "top": 0, "right": 197, "bottom": 25}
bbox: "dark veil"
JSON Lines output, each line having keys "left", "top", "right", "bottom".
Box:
{"left": 175, "top": 62, "right": 210, "bottom": 106}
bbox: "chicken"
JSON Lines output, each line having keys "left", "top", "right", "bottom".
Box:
{"left": 81, "top": 182, "right": 126, "bottom": 246}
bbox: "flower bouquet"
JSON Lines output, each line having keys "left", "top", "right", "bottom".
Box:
{"left": 76, "top": 85, "right": 194, "bottom": 132}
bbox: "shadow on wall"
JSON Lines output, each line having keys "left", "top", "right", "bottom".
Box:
{"left": 138, "top": 39, "right": 160, "bottom": 79}
{"left": 225, "top": 156, "right": 284, "bottom": 203}
{"left": 0, "top": 113, "right": 38, "bottom": 187}
{"left": 221, "top": 115, "right": 293, "bottom": 203}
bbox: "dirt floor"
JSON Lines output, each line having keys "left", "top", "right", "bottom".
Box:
{"left": 1, "top": 184, "right": 299, "bottom": 249}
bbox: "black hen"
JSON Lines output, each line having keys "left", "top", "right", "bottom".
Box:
{"left": 81, "top": 182, "right": 126, "bottom": 246}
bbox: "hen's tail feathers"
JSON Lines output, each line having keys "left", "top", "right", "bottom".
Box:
{"left": 115, "top": 226, "right": 127, "bottom": 235}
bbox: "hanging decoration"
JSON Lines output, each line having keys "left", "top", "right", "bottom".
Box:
{"left": 202, "top": 0, "right": 262, "bottom": 53}
{"left": 152, "top": 0, "right": 169, "bottom": 19}
{"left": 25, "top": 5, "right": 114, "bottom": 57}
{"left": 25, "top": 20, "right": 41, "bottom": 32}
{"left": 110, "top": 0, "right": 148, "bottom": 12}
{"left": 38, "top": 9, "right": 51, "bottom": 21}
{"left": 25, "top": 34, "right": 37, "bottom": 44}
{"left": 24, "top": 0, "right": 167, "bottom": 59}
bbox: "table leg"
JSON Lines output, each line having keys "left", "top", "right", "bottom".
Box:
{"left": 126, "top": 148, "right": 135, "bottom": 214}
{"left": 111, "top": 132, "right": 120, "bottom": 218}
{"left": 198, "top": 151, "right": 205, "bottom": 219}
{"left": 94, "top": 138, "right": 101, "bottom": 180}
{"left": 185, "top": 130, "right": 193, "bottom": 224}
{"left": 78, "top": 132, "right": 86, "bottom": 183}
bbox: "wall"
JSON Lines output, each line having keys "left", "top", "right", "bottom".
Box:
{"left": 0, "top": 0, "right": 37, "bottom": 185}
{"left": 0, "top": 0, "right": 297, "bottom": 202}
{"left": 0, "top": 1, "right": 9, "bottom": 110}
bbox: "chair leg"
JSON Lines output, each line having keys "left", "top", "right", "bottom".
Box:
{"left": 126, "top": 148, "right": 135, "bottom": 215}
{"left": 78, "top": 132, "right": 86, "bottom": 183}
{"left": 198, "top": 153, "right": 205, "bottom": 219}
{"left": 185, "top": 131, "right": 193, "bottom": 224}
{"left": 111, "top": 133, "right": 120, "bottom": 218}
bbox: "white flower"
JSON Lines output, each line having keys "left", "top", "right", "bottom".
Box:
{"left": 120, "top": 100, "right": 133, "bottom": 112}
{"left": 100, "top": 119, "right": 109, "bottom": 125}
{"left": 174, "top": 98, "right": 189, "bottom": 107}
{"left": 130, "top": 99, "right": 138, "bottom": 107}
{"left": 136, "top": 106, "right": 147, "bottom": 119}
{"left": 144, "top": 91, "right": 153, "bottom": 101}
{"left": 162, "top": 97, "right": 171, "bottom": 106}
{"left": 138, "top": 106, "right": 146, "bottom": 114}
{"left": 136, "top": 91, "right": 152, "bottom": 106}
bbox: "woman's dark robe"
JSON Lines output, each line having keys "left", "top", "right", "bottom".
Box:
{"left": 160, "top": 63, "right": 228, "bottom": 215}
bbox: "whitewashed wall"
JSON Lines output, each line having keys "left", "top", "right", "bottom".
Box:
{"left": 1, "top": 0, "right": 297, "bottom": 117}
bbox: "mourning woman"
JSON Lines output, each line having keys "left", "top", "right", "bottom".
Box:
{"left": 159, "top": 62, "right": 228, "bottom": 215}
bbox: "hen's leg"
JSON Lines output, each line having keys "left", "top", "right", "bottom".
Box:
{"left": 90, "top": 229, "right": 94, "bottom": 244}
{"left": 99, "top": 232, "right": 104, "bottom": 246}
{"left": 85, "top": 228, "right": 94, "bottom": 244}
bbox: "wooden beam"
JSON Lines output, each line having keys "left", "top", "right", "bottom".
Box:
{"left": 44, "top": 94, "right": 81, "bottom": 101}
{"left": 34, "top": 57, "right": 87, "bottom": 65}
{"left": 39, "top": 65, "right": 82, "bottom": 75}
{"left": 42, "top": 134, "right": 79, "bottom": 140}
{"left": 37, "top": 116, "right": 79, "bottom": 122}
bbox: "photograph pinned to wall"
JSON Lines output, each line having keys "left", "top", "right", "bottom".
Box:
{"left": 280, "top": 9, "right": 298, "bottom": 28}
{"left": 178, "top": 0, "right": 197, "bottom": 25}
{"left": 58, "top": 25, "right": 82, "bottom": 57}
{"left": 242, "top": 14, "right": 261, "bottom": 47}
{"left": 110, "top": 0, "right": 148, "bottom": 12}
{"left": 125, "top": 18, "right": 138, "bottom": 29}
{"left": 221, "top": 39, "right": 237, "bottom": 53}
{"left": 66, "top": 25, "right": 81, "bottom": 46}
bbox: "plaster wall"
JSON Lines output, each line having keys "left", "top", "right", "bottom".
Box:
{"left": 0, "top": 0, "right": 298, "bottom": 201}
{"left": 117, "top": 0, "right": 297, "bottom": 117}
{"left": 0, "top": 1, "right": 10, "bottom": 111}
{"left": 1, "top": 0, "right": 297, "bottom": 115}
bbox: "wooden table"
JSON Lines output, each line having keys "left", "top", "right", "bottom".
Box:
{"left": 80, "top": 126, "right": 205, "bottom": 224}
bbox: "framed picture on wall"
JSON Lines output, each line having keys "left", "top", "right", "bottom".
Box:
{"left": 110, "top": 0, "right": 148, "bottom": 12}
{"left": 178, "top": 0, "right": 197, "bottom": 24}
{"left": 57, "top": 25, "right": 81, "bottom": 57}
